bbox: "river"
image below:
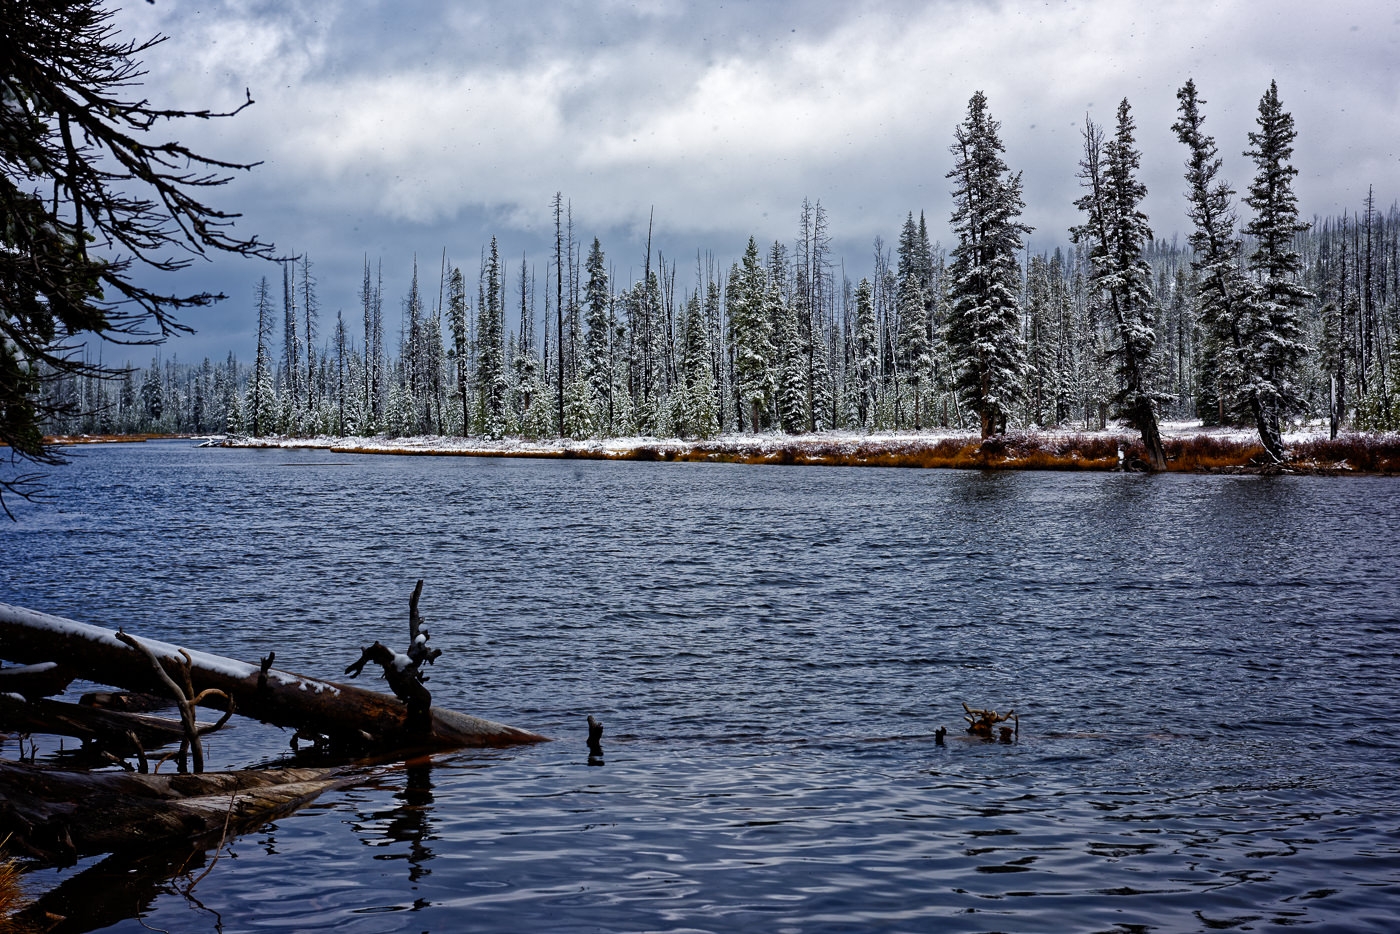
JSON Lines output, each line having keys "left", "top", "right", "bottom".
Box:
{"left": 4, "top": 440, "right": 1399, "bottom": 932}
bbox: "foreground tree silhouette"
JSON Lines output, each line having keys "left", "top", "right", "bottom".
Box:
{"left": 1, "top": 0, "right": 276, "bottom": 512}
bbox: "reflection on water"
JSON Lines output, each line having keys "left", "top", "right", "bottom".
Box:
{"left": 4, "top": 442, "right": 1399, "bottom": 932}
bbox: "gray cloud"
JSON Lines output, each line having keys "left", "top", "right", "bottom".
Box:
{"left": 108, "top": 0, "right": 1399, "bottom": 363}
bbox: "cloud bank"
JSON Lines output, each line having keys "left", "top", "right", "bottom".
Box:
{"left": 107, "top": 0, "right": 1399, "bottom": 360}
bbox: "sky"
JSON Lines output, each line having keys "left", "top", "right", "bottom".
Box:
{"left": 102, "top": 0, "right": 1400, "bottom": 366}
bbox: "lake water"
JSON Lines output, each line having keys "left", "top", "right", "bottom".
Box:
{"left": 4, "top": 440, "right": 1399, "bottom": 932}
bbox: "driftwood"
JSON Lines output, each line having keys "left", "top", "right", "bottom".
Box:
{"left": 963, "top": 702, "right": 1018, "bottom": 741}
{"left": 0, "top": 661, "right": 76, "bottom": 702}
{"left": 344, "top": 579, "right": 441, "bottom": 734}
{"left": 0, "top": 601, "right": 548, "bottom": 750}
{"left": 0, "top": 758, "right": 343, "bottom": 866}
{"left": 113, "top": 630, "right": 234, "bottom": 773}
{"left": 0, "top": 694, "right": 214, "bottom": 762}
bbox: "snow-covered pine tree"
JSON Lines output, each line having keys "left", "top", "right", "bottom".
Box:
{"left": 727, "top": 238, "right": 775, "bottom": 432}
{"left": 897, "top": 272, "right": 931, "bottom": 429}
{"left": 1023, "top": 254, "right": 1055, "bottom": 427}
{"left": 1173, "top": 78, "right": 1284, "bottom": 461}
{"left": 852, "top": 277, "right": 878, "bottom": 429}
{"left": 402, "top": 260, "right": 427, "bottom": 434}
{"left": 447, "top": 266, "right": 470, "bottom": 436}
{"left": 249, "top": 276, "right": 276, "bottom": 437}
{"left": 359, "top": 258, "right": 382, "bottom": 432}
{"left": 1242, "top": 80, "right": 1312, "bottom": 449}
{"left": 299, "top": 255, "right": 319, "bottom": 419}
{"left": 332, "top": 310, "right": 347, "bottom": 436}
{"left": 281, "top": 261, "right": 301, "bottom": 416}
{"left": 685, "top": 295, "right": 719, "bottom": 438}
{"left": 583, "top": 237, "right": 612, "bottom": 422}
{"left": 1072, "top": 100, "right": 1167, "bottom": 469}
{"left": 945, "top": 91, "right": 1031, "bottom": 438}
{"left": 474, "top": 237, "right": 508, "bottom": 438}
{"left": 226, "top": 389, "right": 246, "bottom": 435}
{"left": 562, "top": 365, "right": 597, "bottom": 439}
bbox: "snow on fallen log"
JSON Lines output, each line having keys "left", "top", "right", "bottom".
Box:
{"left": 0, "top": 601, "right": 547, "bottom": 752}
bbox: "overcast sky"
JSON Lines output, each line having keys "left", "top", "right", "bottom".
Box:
{"left": 108, "top": 0, "right": 1399, "bottom": 365}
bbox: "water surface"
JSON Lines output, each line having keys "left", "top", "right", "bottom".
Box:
{"left": 4, "top": 441, "right": 1399, "bottom": 932}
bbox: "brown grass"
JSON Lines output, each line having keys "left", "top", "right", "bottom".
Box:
{"left": 244, "top": 430, "right": 1400, "bottom": 474}
{"left": 1163, "top": 435, "right": 1267, "bottom": 471}
{"left": 1288, "top": 434, "right": 1400, "bottom": 473}
{"left": 0, "top": 848, "right": 23, "bottom": 931}
{"left": 41, "top": 433, "right": 174, "bottom": 445}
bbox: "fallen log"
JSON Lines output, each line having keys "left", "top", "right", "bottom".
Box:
{"left": 0, "top": 758, "right": 342, "bottom": 866}
{"left": 0, "top": 601, "right": 547, "bottom": 751}
{"left": 0, "top": 661, "right": 75, "bottom": 701}
{"left": 0, "top": 693, "right": 206, "bottom": 750}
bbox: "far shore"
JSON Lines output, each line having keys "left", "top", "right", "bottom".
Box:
{"left": 48, "top": 424, "right": 1400, "bottom": 475}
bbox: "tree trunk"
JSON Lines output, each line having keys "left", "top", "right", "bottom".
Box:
{"left": 0, "top": 602, "right": 547, "bottom": 751}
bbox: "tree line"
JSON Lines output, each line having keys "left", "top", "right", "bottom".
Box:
{"left": 41, "top": 84, "right": 1400, "bottom": 454}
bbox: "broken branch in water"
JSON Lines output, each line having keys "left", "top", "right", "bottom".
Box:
{"left": 963, "top": 702, "right": 1018, "bottom": 741}
{"left": 344, "top": 580, "right": 442, "bottom": 735}
{"left": 116, "top": 631, "right": 234, "bottom": 773}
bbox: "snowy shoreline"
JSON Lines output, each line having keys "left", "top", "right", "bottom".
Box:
{"left": 161, "top": 422, "right": 1400, "bottom": 474}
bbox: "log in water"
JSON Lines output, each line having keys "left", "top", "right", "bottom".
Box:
{"left": 0, "top": 602, "right": 547, "bottom": 750}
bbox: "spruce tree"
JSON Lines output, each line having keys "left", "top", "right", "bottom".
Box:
{"left": 727, "top": 238, "right": 775, "bottom": 432}
{"left": 474, "top": 237, "right": 508, "bottom": 437}
{"left": 1073, "top": 100, "right": 1167, "bottom": 470}
{"left": 852, "top": 277, "right": 878, "bottom": 429}
{"left": 447, "top": 266, "right": 470, "bottom": 435}
{"left": 583, "top": 238, "right": 611, "bottom": 417}
{"left": 944, "top": 91, "right": 1031, "bottom": 438}
{"left": 1174, "top": 78, "right": 1286, "bottom": 461}
{"left": 249, "top": 277, "right": 276, "bottom": 437}
{"left": 1243, "top": 80, "right": 1311, "bottom": 448}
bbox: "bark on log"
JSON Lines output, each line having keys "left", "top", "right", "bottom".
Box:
{"left": 0, "top": 602, "right": 547, "bottom": 750}
{"left": 0, "top": 694, "right": 204, "bottom": 749}
{"left": 0, "top": 758, "right": 341, "bottom": 866}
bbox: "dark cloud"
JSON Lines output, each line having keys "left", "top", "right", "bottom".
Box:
{"left": 106, "top": 0, "right": 1399, "bottom": 364}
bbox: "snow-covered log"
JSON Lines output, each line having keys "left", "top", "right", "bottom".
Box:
{"left": 0, "top": 601, "right": 547, "bottom": 750}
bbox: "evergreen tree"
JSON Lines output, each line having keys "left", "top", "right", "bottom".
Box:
{"left": 852, "top": 277, "right": 878, "bottom": 428}
{"left": 1174, "top": 78, "right": 1285, "bottom": 460}
{"left": 447, "top": 266, "right": 470, "bottom": 435}
{"left": 562, "top": 366, "right": 597, "bottom": 439}
{"left": 727, "top": 238, "right": 775, "bottom": 431}
{"left": 1242, "top": 80, "right": 1312, "bottom": 447}
{"left": 897, "top": 272, "right": 931, "bottom": 429}
{"left": 249, "top": 277, "right": 276, "bottom": 436}
{"left": 1073, "top": 100, "right": 1167, "bottom": 470}
{"left": 299, "top": 254, "right": 319, "bottom": 417}
{"left": 775, "top": 282, "right": 807, "bottom": 433}
{"left": 583, "top": 237, "right": 611, "bottom": 416}
{"left": 683, "top": 292, "right": 719, "bottom": 438}
{"left": 944, "top": 91, "right": 1031, "bottom": 438}
{"left": 1023, "top": 254, "right": 1056, "bottom": 427}
{"left": 281, "top": 261, "right": 301, "bottom": 413}
{"left": 474, "top": 237, "right": 508, "bottom": 437}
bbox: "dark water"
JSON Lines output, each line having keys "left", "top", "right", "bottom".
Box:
{"left": 4, "top": 440, "right": 1400, "bottom": 932}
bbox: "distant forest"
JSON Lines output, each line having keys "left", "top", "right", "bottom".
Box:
{"left": 41, "top": 92, "right": 1400, "bottom": 443}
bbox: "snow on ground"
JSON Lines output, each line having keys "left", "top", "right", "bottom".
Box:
{"left": 221, "top": 420, "right": 1354, "bottom": 459}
